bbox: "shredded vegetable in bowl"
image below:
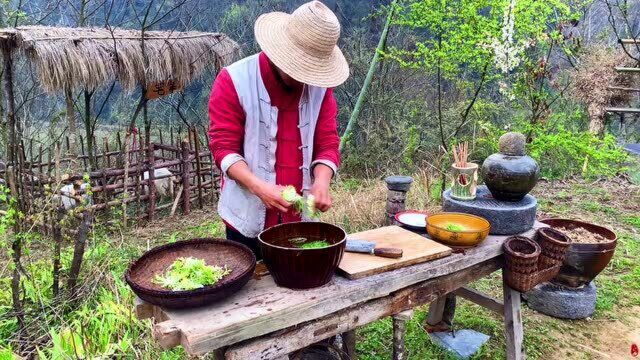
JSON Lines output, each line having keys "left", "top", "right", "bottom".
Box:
{"left": 153, "top": 257, "right": 231, "bottom": 291}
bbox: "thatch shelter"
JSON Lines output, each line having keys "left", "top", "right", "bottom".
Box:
{"left": 0, "top": 26, "right": 240, "bottom": 92}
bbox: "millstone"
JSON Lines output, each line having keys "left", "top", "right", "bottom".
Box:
{"left": 443, "top": 185, "right": 537, "bottom": 235}
{"left": 523, "top": 281, "right": 596, "bottom": 319}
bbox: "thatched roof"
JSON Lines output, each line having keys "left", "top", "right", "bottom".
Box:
{"left": 0, "top": 26, "right": 240, "bottom": 93}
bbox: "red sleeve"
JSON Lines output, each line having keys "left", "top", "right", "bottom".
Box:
{"left": 208, "top": 69, "right": 245, "bottom": 169}
{"left": 312, "top": 88, "right": 341, "bottom": 168}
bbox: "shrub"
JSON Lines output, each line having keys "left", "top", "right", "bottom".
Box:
{"left": 528, "top": 129, "right": 628, "bottom": 178}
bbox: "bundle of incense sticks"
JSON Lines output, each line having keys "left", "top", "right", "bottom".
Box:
{"left": 452, "top": 142, "right": 469, "bottom": 168}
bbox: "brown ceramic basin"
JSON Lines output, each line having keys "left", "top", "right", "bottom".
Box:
{"left": 259, "top": 222, "right": 346, "bottom": 289}
{"left": 540, "top": 218, "right": 617, "bottom": 288}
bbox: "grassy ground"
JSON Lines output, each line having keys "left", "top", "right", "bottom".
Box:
{"left": 1, "top": 170, "right": 638, "bottom": 359}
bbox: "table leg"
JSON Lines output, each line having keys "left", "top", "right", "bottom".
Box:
{"left": 426, "top": 293, "right": 456, "bottom": 331}
{"left": 503, "top": 272, "right": 524, "bottom": 360}
{"left": 392, "top": 310, "right": 413, "bottom": 360}
{"left": 342, "top": 330, "right": 357, "bottom": 360}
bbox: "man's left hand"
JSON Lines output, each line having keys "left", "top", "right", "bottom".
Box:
{"left": 311, "top": 164, "right": 334, "bottom": 212}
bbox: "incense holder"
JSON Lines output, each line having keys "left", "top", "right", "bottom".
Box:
{"left": 450, "top": 163, "right": 478, "bottom": 201}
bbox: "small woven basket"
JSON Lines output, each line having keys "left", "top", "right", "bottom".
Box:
{"left": 503, "top": 236, "right": 541, "bottom": 274}
{"left": 536, "top": 227, "right": 572, "bottom": 268}
{"left": 504, "top": 264, "right": 562, "bottom": 293}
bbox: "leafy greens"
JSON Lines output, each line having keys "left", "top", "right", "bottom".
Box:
{"left": 153, "top": 257, "right": 231, "bottom": 291}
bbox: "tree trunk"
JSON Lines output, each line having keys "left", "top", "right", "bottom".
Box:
{"left": 587, "top": 104, "right": 606, "bottom": 136}
{"left": 67, "top": 210, "right": 92, "bottom": 298}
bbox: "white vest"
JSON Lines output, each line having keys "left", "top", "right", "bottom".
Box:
{"left": 217, "top": 54, "right": 328, "bottom": 238}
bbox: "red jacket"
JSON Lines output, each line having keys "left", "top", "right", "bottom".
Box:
{"left": 208, "top": 52, "right": 340, "bottom": 229}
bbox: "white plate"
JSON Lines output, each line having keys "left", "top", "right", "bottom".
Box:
{"left": 396, "top": 212, "right": 427, "bottom": 228}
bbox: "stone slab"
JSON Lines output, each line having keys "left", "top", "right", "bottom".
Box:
{"left": 385, "top": 175, "right": 413, "bottom": 192}
{"left": 443, "top": 185, "right": 537, "bottom": 235}
{"left": 429, "top": 329, "right": 490, "bottom": 359}
{"left": 523, "top": 281, "right": 596, "bottom": 319}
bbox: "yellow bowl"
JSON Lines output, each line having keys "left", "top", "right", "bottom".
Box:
{"left": 426, "top": 212, "right": 491, "bottom": 247}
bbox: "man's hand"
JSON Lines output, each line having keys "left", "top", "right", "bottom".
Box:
{"left": 311, "top": 164, "right": 334, "bottom": 212}
{"left": 252, "top": 182, "right": 290, "bottom": 213}
{"left": 227, "top": 161, "right": 290, "bottom": 212}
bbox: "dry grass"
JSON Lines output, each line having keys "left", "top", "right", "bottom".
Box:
{"left": 1, "top": 26, "right": 240, "bottom": 92}
{"left": 322, "top": 171, "right": 443, "bottom": 233}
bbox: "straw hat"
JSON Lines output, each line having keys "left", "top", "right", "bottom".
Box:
{"left": 254, "top": 1, "right": 349, "bottom": 88}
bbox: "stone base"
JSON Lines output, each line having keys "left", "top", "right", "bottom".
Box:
{"left": 429, "top": 329, "right": 490, "bottom": 359}
{"left": 523, "top": 281, "right": 596, "bottom": 319}
{"left": 443, "top": 185, "right": 537, "bottom": 235}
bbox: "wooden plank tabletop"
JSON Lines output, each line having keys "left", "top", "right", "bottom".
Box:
{"left": 136, "top": 222, "right": 544, "bottom": 355}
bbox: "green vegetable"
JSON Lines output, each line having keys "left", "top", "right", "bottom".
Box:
{"left": 153, "top": 257, "right": 231, "bottom": 291}
{"left": 296, "top": 240, "right": 331, "bottom": 249}
{"left": 445, "top": 223, "right": 465, "bottom": 231}
{"left": 281, "top": 185, "right": 319, "bottom": 218}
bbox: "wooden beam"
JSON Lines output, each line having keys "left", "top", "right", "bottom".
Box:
{"left": 620, "top": 38, "right": 640, "bottom": 44}
{"left": 454, "top": 286, "right": 504, "bottom": 315}
{"left": 614, "top": 67, "right": 640, "bottom": 73}
{"left": 224, "top": 259, "right": 501, "bottom": 360}
{"left": 607, "top": 86, "right": 640, "bottom": 92}
{"left": 605, "top": 107, "right": 640, "bottom": 114}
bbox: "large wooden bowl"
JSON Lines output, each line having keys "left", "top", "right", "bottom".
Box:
{"left": 259, "top": 222, "right": 346, "bottom": 289}
{"left": 125, "top": 238, "right": 256, "bottom": 309}
{"left": 426, "top": 212, "right": 491, "bottom": 247}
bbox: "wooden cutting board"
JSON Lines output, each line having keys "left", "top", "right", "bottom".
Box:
{"left": 338, "top": 226, "right": 452, "bottom": 280}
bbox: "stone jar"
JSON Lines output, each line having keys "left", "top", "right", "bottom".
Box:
{"left": 481, "top": 132, "right": 540, "bottom": 201}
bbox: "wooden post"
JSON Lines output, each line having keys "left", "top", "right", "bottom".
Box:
{"left": 79, "top": 135, "right": 87, "bottom": 170}
{"left": 103, "top": 137, "right": 111, "bottom": 168}
{"left": 147, "top": 143, "right": 157, "bottom": 221}
{"left": 117, "top": 132, "right": 122, "bottom": 151}
{"left": 193, "top": 128, "right": 203, "bottom": 208}
{"left": 181, "top": 140, "right": 191, "bottom": 215}
{"left": 38, "top": 145, "right": 43, "bottom": 175}
{"left": 384, "top": 176, "right": 413, "bottom": 225}
{"left": 342, "top": 330, "right": 357, "bottom": 360}
{"left": 392, "top": 310, "right": 413, "bottom": 360}
{"left": 135, "top": 132, "right": 143, "bottom": 218}
{"left": 503, "top": 270, "right": 524, "bottom": 360}
{"left": 64, "top": 86, "right": 79, "bottom": 172}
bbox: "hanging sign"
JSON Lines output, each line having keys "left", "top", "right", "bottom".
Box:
{"left": 146, "top": 80, "right": 183, "bottom": 100}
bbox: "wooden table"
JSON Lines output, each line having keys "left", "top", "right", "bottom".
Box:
{"left": 136, "top": 223, "right": 543, "bottom": 360}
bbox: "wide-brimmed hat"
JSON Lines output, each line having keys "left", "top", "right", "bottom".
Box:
{"left": 254, "top": 1, "right": 349, "bottom": 88}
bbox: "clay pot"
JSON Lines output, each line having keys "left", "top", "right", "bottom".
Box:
{"left": 540, "top": 219, "right": 617, "bottom": 288}
{"left": 481, "top": 153, "right": 539, "bottom": 201}
{"left": 259, "top": 222, "right": 346, "bottom": 289}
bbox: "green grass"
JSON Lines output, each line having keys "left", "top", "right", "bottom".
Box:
{"left": 2, "top": 176, "right": 639, "bottom": 359}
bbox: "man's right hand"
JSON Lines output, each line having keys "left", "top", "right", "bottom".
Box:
{"left": 227, "top": 160, "right": 291, "bottom": 212}
{"left": 252, "top": 182, "right": 290, "bottom": 213}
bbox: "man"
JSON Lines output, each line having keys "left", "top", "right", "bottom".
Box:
{"left": 208, "top": 1, "right": 348, "bottom": 258}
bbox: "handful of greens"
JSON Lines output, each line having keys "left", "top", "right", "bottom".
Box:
{"left": 153, "top": 257, "right": 231, "bottom": 291}
{"left": 445, "top": 223, "right": 465, "bottom": 232}
{"left": 281, "top": 185, "right": 319, "bottom": 218}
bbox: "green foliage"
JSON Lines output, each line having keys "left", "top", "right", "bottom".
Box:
{"left": 153, "top": 257, "right": 231, "bottom": 291}
{"left": 528, "top": 130, "right": 628, "bottom": 179}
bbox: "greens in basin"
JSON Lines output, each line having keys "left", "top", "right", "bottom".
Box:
{"left": 153, "top": 257, "right": 231, "bottom": 291}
